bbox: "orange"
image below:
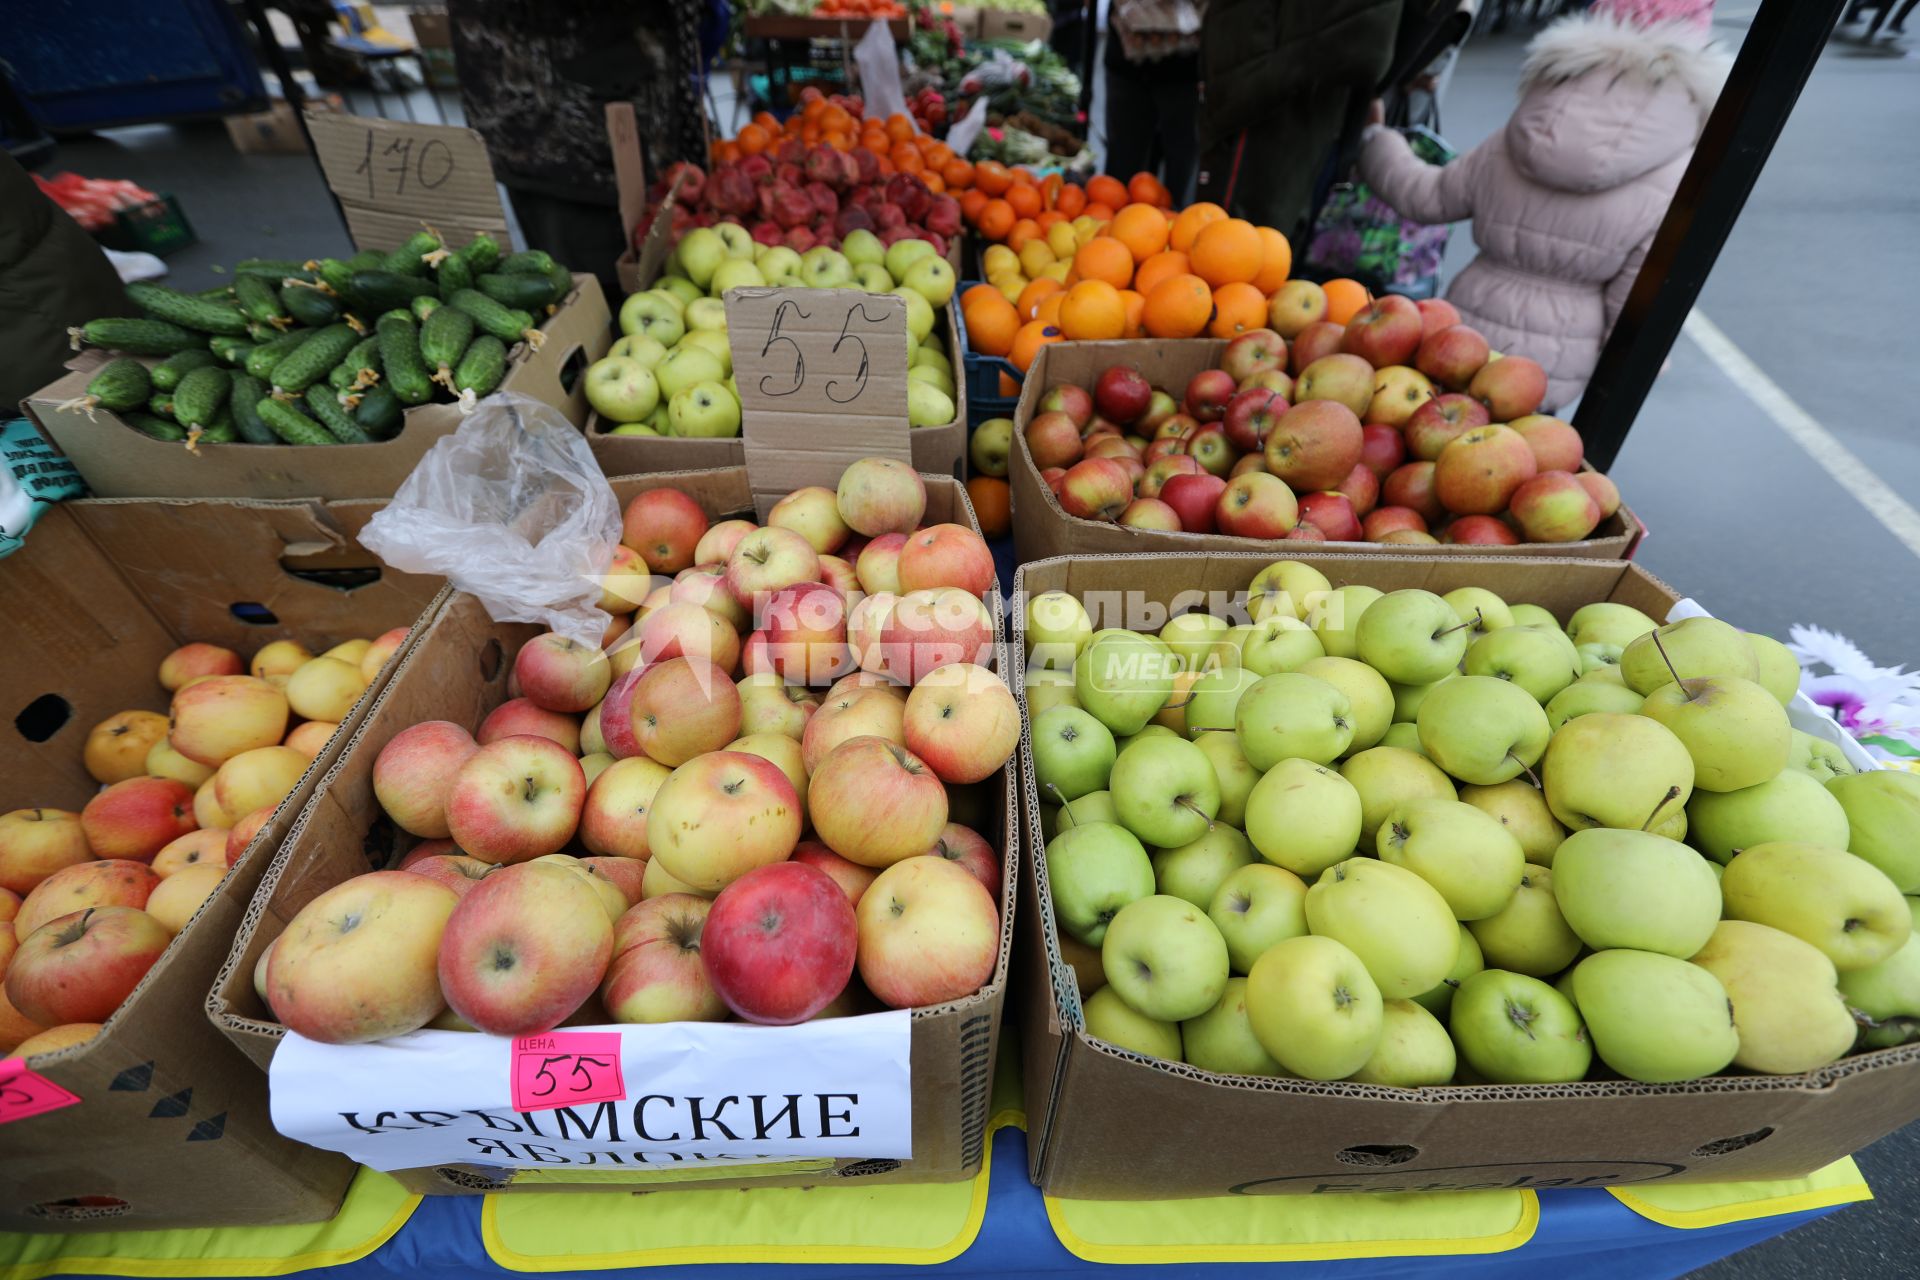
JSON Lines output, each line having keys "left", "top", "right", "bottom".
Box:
{"left": 1082, "top": 202, "right": 1116, "bottom": 223}
{"left": 1016, "top": 276, "right": 1063, "bottom": 320}
{"left": 1009, "top": 320, "right": 1063, "bottom": 372}
{"left": 885, "top": 112, "right": 913, "bottom": 141}
{"left": 1118, "top": 288, "right": 1147, "bottom": 338}
{"left": 1006, "top": 218, "right": 1042, "bottom": 251}
{"left": 1251, "top": 226, "right": 1293, "bottom": 295}
{"left": 924, "top": 142, "right": 954, "bottom": 170}
{"left": 1058, "top": 279, "right": 1127, "bottom": 341}
{"left": 754, "top": 110, "right": 780, "bottom": 133}
{"left": 823, "top": 105, "right": 854, "bottom": 133}
{"left": 1128, "top": 172, "right": 1169, "bottom": 207}
{"left": 1110, "top": 203, "right": 1171, "bottom": 263}
{"left": 1006, "top": 182, "right": 1042, "bottom": 220}
{"left": 1208, "top": 282, "right": 1268, "bottom": 338}
{"left": 964, "top": 293, "right": 1021, "bottom": 357}
{"left": 978, "top": 198, "right": 1015, "bottom": 242}
{"left": 1189, "top": 218, "right": 1263, "bottom": 288}
{"left": 943, "top": 158, "right": 974, "bottom": 189}
{"left": 1035, "top": 292, "right": 1066, "bottom": 328}
{"left": 1074, "top": 236, "right": 1135, "bottom": 288}
{"left": 1056, "top": 184, "right": 1087, "bottom": 218}
{"left": 1035, "top": 209, "right": 1066, "bottom": 232}
{"left": 1132, "top": 249, "right": 1191, "bottom": 299}
{"left": 1143, "top": 273, "right": 1214, "bottom": 339}
{"left": 892, "top": 145, "right": 924, "bottom": 174}
{"left": 715, "top": 140, "right": 742, "bottom": 165}
{"left": 998, "top": 371, "right": 1021, "bottom": 397}
{"left": 959, "top": 188, "right": 989, "bottom": 222}
{"left": 1086, "top": 174, "right": 1129, "bottom": 210}
{"left": 966, "top": 477, "right": 1011, "bottom": 539}
{"left": 974, "top": 160, "right": 1013, "bottom": 196}
{"left": 1322, "top": 277, "right": 1372, "bottom": 325}
{"left": 1169, "top": 201, "right": 1227, "bottom": 253}
{"left": 961, "top": 282, "right": 1002, "bottom": 310}
{"left": 737, "top": 122, "right": 771, "bottom": 155}
{"left": 922, "top": 171, "right": 946, "bottom": 194}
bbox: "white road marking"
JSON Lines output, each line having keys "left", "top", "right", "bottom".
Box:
{"left": 1684, "top": 309, "right": 1920, "bottom": 559}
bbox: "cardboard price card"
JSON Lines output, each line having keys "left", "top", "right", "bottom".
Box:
{"left": 725, "top": 287, "right": 913, "bottom": 517}
{"left": 306, "top": 111, "right": 512, "bottom": 253}
{"left": 0, "top": 1060, "right": 82, "bottom": 1125}
{"left": 268, "top": 1012, "right": 913, "bottom": 1172}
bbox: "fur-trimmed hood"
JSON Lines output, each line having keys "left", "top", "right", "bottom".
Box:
{"left": 1505, "top": 11, "right": 1732, "bottom": 193}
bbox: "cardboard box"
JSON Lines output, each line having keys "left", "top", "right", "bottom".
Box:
{"left": 977, "top": 9, "right": 1053, "bottom": 41}
{"left": 26, "top": 275, "right": 611, "bottom": 502}
{"left": 223, "top": 96, "right": 344, "bottom": 156}
{"left": 208, "top": 469, "right": 1018, "bottom": 1196}
{"left": 1012, "top": 551, "right": 1920, "bottom": 1199}
{"left": 0, "top": 497, "right": 447, "bottom": 1231}
{"left": 1010, "top": 340, "right": 1644, "bottom": 561}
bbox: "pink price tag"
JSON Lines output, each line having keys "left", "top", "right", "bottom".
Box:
{"left": 0, "top": 1059, "right": 82, "bottom": 1125}
{"left": 510, "top": 1032, "right": 625, "bottom": 1113}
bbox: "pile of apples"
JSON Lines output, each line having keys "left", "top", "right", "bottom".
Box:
{"left": 260, "top": 462, "right": 1016, "bottom": 1044}
{"left": 0, "top": 628, "right": 407, "bottom": 1059}
{"left": 1022, "top": 291, "right": 1623, "bottom": 545}
{"left": 588, "top": 233, "right": 961, "bottom": 439}
{"left": 1026, "top": 562, "right": 1920, "bottom": 1086}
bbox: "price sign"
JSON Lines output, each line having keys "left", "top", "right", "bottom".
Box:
{"left": 726, "top": 287, "right": 913, "bottom": 517}
{"left": 509, "top": 1032, "right": 625, "bottom": 1113}
{"left": 306, "top": 111, "right": 511, "bottom": 253}
{"left": 0, "top": 1060, "right": 82, "bottom": 1126}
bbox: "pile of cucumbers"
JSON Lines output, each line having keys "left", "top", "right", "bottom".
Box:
{"left": 69, "top": 230, "right": 575, "bottom": 447}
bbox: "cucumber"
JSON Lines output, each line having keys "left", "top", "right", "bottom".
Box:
{"left": 126, "top": 282, "right": 250, "bottom": 336}
{"left": 312, "top": 257, "right": 356, "bottom": 295}
{"left": 354, "top": 384, "right": 404, "bottom": 435}
{"left": 447, "top": 290, "right": 539, "bottom": 346}
{"left": 410, "top": 294, "right": 441, "bottom": 323}
{"left": 306, "top": 385, "right": 376, "bottom": 443}
{"left": 245, "top": 328, "right": 311, "bottom": 379}
{"left": 173, "top": 366, "right": 233, "bottom": 428}
{"left": 125, "top": 412, "right": 187, "bottom": 442}
{"left": 419, "top": 305, "right": 475, "bottom": 384}
{"left": 282, "top": 284, "right": 344, "bottom": 328}
{"left": 382, "top": 231, "right": 443, "bottom": 276}
{"left": 456, "top": 232, "right": 501, "bottom": 274}
{"left": 435, "top": 252, "right": 473, "bottom": 299}
{"left": 257, "top": 396, "right": 336, "bottom": 445}
{"left": 209, "top": 335, "right": 257, "bottom": 365}
{"left": 271, "top": 323, "right": 361, "bottom": 394}
{"left": 77, "top": 317, "right": 202, "bottom": 356}
{"left": 235, "top": 258, "right": 312, "bottom": 279}
{"left": 475, "top": 272, "right": 557, "bottom": 310}
{"left": 453, "top": 335, "right": 507, "bottom": 399}
{"left": 235, "top": 274, "right": 293, "bottom": 328}
{"left": 328, "top": 336, "right": 382, "bottom": 391}
{"left": 195, "top": 285, "right": 236, "bottom": 301}
{"left": 376, "top": 312, "right": 434, "bottom": 405}
{"left": 544, "top": 262, "right": 574, "bottom": 307}
{"left": 152, "top": 347, "right": 221, "bottom": 392}
{"left": 85, "top": 359, "right": 153, "bottom": 412}
{"left": 346, "top": 269, "right": 439, "bottom": 313}
{"left": 228, "top": 374, "right": 278, "bottom": 444}
{"left": 500, "top": 249, "right": 555, "bottom": 277}
{"left": 196, "top": 411, "right": 238, "bottom": 445}
{"left": 147, "top": 392, "right": 176, "bottom": 418}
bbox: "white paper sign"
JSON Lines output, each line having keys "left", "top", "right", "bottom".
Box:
{"left": 269, "top": 1012, "right": 913, "bottom": 1173}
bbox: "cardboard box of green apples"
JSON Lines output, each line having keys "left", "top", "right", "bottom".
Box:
{"left": 1011, "top": 551, "right": 1920, "bottom": 1199}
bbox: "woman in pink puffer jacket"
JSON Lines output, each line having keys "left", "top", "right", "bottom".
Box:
{"left": 1358, "top": 3, "right": 1731, "bottom": 409}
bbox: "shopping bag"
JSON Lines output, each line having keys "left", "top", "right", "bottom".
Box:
{"left": 1304, "top": 124, "right": 1456, "bottom": 298}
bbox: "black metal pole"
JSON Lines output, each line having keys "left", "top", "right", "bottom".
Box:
{"left": 1574, "top": 0, "right": 1847, "bottom": 472}
{"left": 237, "top": 0, "right": 353, "bottom": 239}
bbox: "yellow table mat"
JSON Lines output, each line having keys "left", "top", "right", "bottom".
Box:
{"left": 1609, "top": 1157, "right": 1872, "bottom": 1228}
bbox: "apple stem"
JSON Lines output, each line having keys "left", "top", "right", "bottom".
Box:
{"left": 1506, "top": 752, "right": 1543, "bottom": 790}
{"left": 1650, "top": 630, "right": 1694, "bottom": 698}
{"left": 1434, "top": 611, "right": 1481, "bottom": 640}
{"left": 1048, "top": 783, "right": 1079, "bottom": 827}
{"left": 1176, "top": 796, "right": 1216, "bottom": 831}
{"left": 1640, "top": 786, "right": 1683, "bottom": 832}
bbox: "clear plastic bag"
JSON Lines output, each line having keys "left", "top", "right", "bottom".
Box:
{"left": 361, "top": 392, "right": 619, "bottom": 647}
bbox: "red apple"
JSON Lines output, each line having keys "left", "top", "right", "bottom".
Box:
{"left": 1095, "top": 366, "right": 1154, "bottom": 424}
{"left": 855, "top": 856, "right": 999, "bottom": 1009}
{"left": 80, "top": 778, "right": 196, "bottom": 864}
{"left": 446, "top": 735, "right": 587, "bottom": 864}
{"left": 928, "top": 823, "right": 1000, "bottom": 902}
{"left": 903, "top": 663, "right": 1019, "bottom": 783}
{"left": 1239, "top": 368, "right": 1295, "bottom": 401}
{"left": 1039, "top": 383, "right": 1094, "bottom": 429}
{"left": 726, "top": 526, "right": 822, "bottom": 609}
{"left": 16, "top": 860, "right": 158, "bottom": 940}
{"left": 373, "top": 720, "right": 479, "bottom": 838}
{"left": 1230, "top": 453, "right": 1269, "bottom": 477}
{"left": 815, "top": 554, "right": 859, "bottom": 600}
{"left": 1160, "top": 473, "right": 1229, "bottom": 533}
{"left": 1364, "top": 366, "right": 1435, "bottom": 428}
{"left": 631, "top": 657, "right": 742, "bottom": 766}
{"left": 1416, "top": 324, "right": 1492, "bottom": 390}
{"left": 582, "top": 856, "right": 648, "bottom": 904}
{"left": 1215, "top": 472, "right": 1300, "bottom": 539}
{"left": 1137, "top": 389, "right": 1179, "bottom": 433}
{"left": 809, "top": 736, "right": 948, "bottom": 868}
{"left": 262, "top": 870, "right": 456, "bottom": 1043}
{"left": 879, "top": 587, "right": 993, "bottom": 684}
{"left": 1340, "top": 294, "right": 1422, "bottom": 367}
{"left": 1155, "top": 411, "right": 1199, "bottom": 442}
{"left": 1360, "top": 424, "right": 1405, "bottom": 478}
{"left": 158, "top": 642, "right": 243, "bottom": 692}
{"left": 478, "top": 698, "right": 581, "bottom": 755}
{"left": 667, "top": 567, "right": 750, "bottom": 632}
{"left": 701, "top": 861, "right": 856, "bottom": 1024}
{"left": 1296, "top": 491, "right": 1362, "bottom": 542}
{"left": 1337, "top": 462, "right": 1379, "bottom": 517}
{"left": 601, "top": 893, "right": 727, "bottom": 1023}
{"left": 1138, "top": 453, "right": 1203, "bottom": 498}
{"left": 1290, "top": 321, "right": 1346, "bottom": 372}
{"left": 622, "top": 489, "right": 709, "bottom": 574}
{"left": 513, "top": 633, "right": 612, "bottom": 714}
{"left": 1434, "top": 425, "right": 1539, "bottom": 515}
{"left": 1362, "top": 506, "right": 1429, "bottom": 540}
{"left": 6, "top": 906, "right": 171, "bottom": 1025}
{"left": 1416, "top": 298, "right": 1461, "bottom": 337}
{"left": 1119, "top": 497, "right": 1183, "bottom": 530}
{"left": 1578, "top": 471, "right": 1622, "bottom": 519}
{"left": 768, "top": 484, "right": 851, "bottom": 555}
{"left": 1293, "top": 353, "right": 1376, "bottom": 418}
{"left": 1186, "top": 425, "right": 1236, "bottom": 477}
{"left": 791, "top": 840, "right": 879, "bottom": 906}
{"left": 760, "top": 581, "right": 852, "bottom": 685}
{"left": 0, "top": 809, "right": 92, "bottom": 897}
{"left": 1285, "top": 522, "right": 1326, "bottom": 541}
{"left": 1085, "top": 435, "right": 1137, "bottom": 462}
{"left": 1404, "top": 392, "right": 1492, "bottom": 461}
{"left": 1509, "top": 470, "right": 1602, "bottom": 542}
{"left": 579, "top": 756, "right": 673, "bottom": 861}
{"left": 1057, "top": 458, "right": 1135, "bottom": 521}
{"left": 1379, "top": 529, "right": 1441, "bottom": 545}
{"left": 438, "top": 861, "right": 613, "bottom": 1035}
{"left": 1509, "top": 414, "right": 1584, "bottom": 473}
{"left": 1183, "top": 369, "right": 1238, "bottom": 423}
{"left": 897, "top": 524, "right": 994, "bottom": 597}
{"left": 1470, "top": 355, "right": 1549, "bottom": 420}
{"left": 1444, "top": 515, "right": 1522, "bottom": 546}
{"left": 835, "top": 456, "right": 926, "bottom": 537}
{"left": 1383, "top": 461, "right": 1447, "bottom": 524}
{"left": 1223, "top": 388, "right": 1287, "bottom": 452}
{"left": 1264, "top": 398, "right": 1363, "bottom": 492}
{"left": 598, "top": 669, "right": 648, "bottom": 760}
{"left": 694, "top": 518, "right": 757, "bottom": 567}
{"left": 405, "top": 854, "right": 498, "bottom": 898}
{"left": 634, "top": 600, "right": 742, "bottom": 675}
{"left": 855, "top": 531, "right": 908, "bottom": 595}
{"left": 1220, "top": 329, "right": 1289, "bottom": 383}
{"left": 648, "top": 750, "right": 802, "bottom": 890}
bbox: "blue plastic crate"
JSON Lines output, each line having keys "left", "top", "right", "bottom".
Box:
{"left": 955, "top": 280, "right": 1022, "bottom": 429}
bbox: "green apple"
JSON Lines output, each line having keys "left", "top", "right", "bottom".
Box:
{"left": 1154, "top": 825, "right": 1255, "bottom": 908}
{"left": 654, "top": 344, "right": 724, "bottom": 399}
{"left": 1160, "top": 613, "right": 1232, "bottom": 672}
{"left": 1541, "top": 712, "right": 1694, "bottom": 832}
{"left": 1577, "top": 643, "right": 1624, "bottom": 676}
{"left": 1442, "top": 587, "right": 1513, "bottom": 636}
{"left": 1339, "top": 746, "right": 1455, "bottom": 855}
{"left": 1348, "top": 998, "right": 1456, "bottom": 1086}
{"left": 1687, "top": 768, "right": 1850, "bottom": 864}
{"left": 1391, "top": 674, "right": 1453, "bottom": 724}
{"left": 1248, "top": 560, "right": 1333, "bottom": 622}
{"left": 1459, "top": 780, "right": 1567, "bottom": 865}
{"left": 1232, "top": 614, "right": 1325, "bottom": 675}
{"left": 713, "top": 223, "right": 754, "bottom": 259}
{"left": 618, "top": 290, "right": 686, "bottom": 345}
{"left": 607, "top": 333, "right": 668, "bottom": 367}
{"left": 675, "top": 227, "right": 727, "bottom": 288}
{"left": 1244, "top": 759, "right": 1362, "bottom": 876}
{"left": 1356, "top": 589, "right": 1473, "bottom": 685}
{"left": 1183, "top": 667, "right": 1262, "bottom": 739}
{"left": 1411, "top": 924, "right": 1482, "bottom": 1018}
{"left": 1378, "top": 797, "right": 1525, "bottom": 920}
{"left": 798, "top": 246, "right": 853, "bottom": 289}
{"left": 1195, "top": 731, "right": 1259, "bottom": 828}
{"left": 709, "top": 257, "right": 764, "bottom": 296}
{"left": 911, "top": 344, "right": 952, "bottom": 376}
{"left": 1182, "top": 978, "right": 1287, "bottom": 1076}
{"left": 668, "top": 380, "right": 741, "bottom": 438}
{"left": 1083, "top": 986, "right": 1181, "bottom": 1061}
{"left": 1025, "top": 669, "right": 1081, "bottom": 717}
{"left": 1296, "top": 656, "right": 1392, "bottom": 753}
{"left": 1235, "top": 672, "right": 1353, "bottom": 770}
{"left": 1744, "top": 632, "right": 1800, "bottom": 704}
{"left": 971, "top": 417, "right": 1013, "bottom": 477}
{"left": 1507, "top": 604, "right": 1560, "bottom": 631}
{"left": 1693, "top": 920, "right": 1858, "bottom": 1073}
{"left": 1031, "top": 705, "right": 1116, "bottom": 802}
{"left": 605, "top": 423, "right": 658, "bottom": 437}
{"left": 1620, "top": 617, "right": 1760, "bottom": 695}
{"left": 1075, "top": 629, "right": 1176, "bottom": 736}
{"left": 1565, "top": 602, "right": 1657, "bottom": 649}
{"left": 1543, "top": 679, "right": 1644, "bottom": 731}
{"left": 1467, "top": 864, "right": 1580, "bottom": 976}
{"left": 1102, "top": 894, "right": 1231, "bottom": 1022}
{"left": 1640, "top": 676, "right": 1791, "bottom": 793}
{"left": 1308, "top": 584, "right": 1383, "bottom": 659}
{"left": 1416, "top": 675, "right": 1550, "bottom": 785}
{"left": 682, "top": 295, "right": 726, "bottom": 331}
{"left": 678, "top": 328, "right": 734, "bottom": 375}
{"left": 1111, "top": 734, "right": 1222, "bottom": 849}
{"left": 1245, "top": 934, "right": 1383, "bottom": 1079}
{"left": 1836, "top": 898, "right": 1920, "bottom": 1049}
{"left": 1449, "top": 969, "right": 1590, "bottom": 1083}
{"left": 1046, "top": 813, "right": 1155, "bottom": 947}
{"left": 755, "top": 246, "right": 802, "bottom": 282}
{"left": 851, "top": 262, "right": 892, "bottom": 292}
{"left": 654, "top": 275, "right": 702, "bottom": 306}
{"left": 1788, "top": 728, "right": 1856, "bottom": 782}
{"left": 901, "top": 256, "right": 956, "bottom": 308}
{"left": 1306, "top": 857, "right": 1459, "bottom": 998}
{"left": 1115, "top": 724, "right": 1180, "bottom": 754}
{"left": 1463, "top": 626, "right": 1580, "bottom": 704}
{"left": 583, "top": 356, "right": 660, "bottom": 424}
{"left": 642, "top": 286, "right": 687, "bottom": 313}
{"left": 1042, "top": 789, "right": 1122, "bottom": 841}
{"left": 1381, "top": 723, "right": 1425, "bottom": 754}
{"left": 1026, "top": 590, "right": 1092, "bottom": 668}
{"left": 842, "top": 228, "right": 885, "bottom": 269}
{"left": 883, "top": 237, "right": 937, "bottom": 283}
{"left": 890, "top": 286, "right": 936, "bottom": 343}
{"left": 1722, "top": 841, "right": 1909, "bottom": 970}
{"left": 1571, "top": 950, "right": 1737, "bottom": 1083}
{"left": 1208, "top": 863, "right": 1308, "bottom": 973}
{"left": 1550, "top": 828, "right": 1720, "bottom": 956}
{"left": 908, "top": 380, "right": 956, "bottom": 428}
{"left": 1825, "top": 771, "right": 1920, "bottom": 891}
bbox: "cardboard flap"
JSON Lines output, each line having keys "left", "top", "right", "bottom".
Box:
{"left": 605, "top": 102, "right": 649, "bottom": 247}
{"left": 727, "top": 287, "right": 913, "bottom": 517}
{"left": 305, "top": 110, "right": 510, "bottom": 252}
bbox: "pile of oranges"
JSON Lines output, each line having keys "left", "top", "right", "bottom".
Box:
{"left": 711, "top": 89, "right": 980, "bottom": 193}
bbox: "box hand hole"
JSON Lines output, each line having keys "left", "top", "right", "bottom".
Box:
{"left": 1691, "top": 1127, "right": 1774, "bottom": 1158}
{"left": 14, "top": 693, "right": 73, "bottom": 743}
{"left": 1336, "top": 1144, "right": 1420, "bottom": 1167}
{"left": 230, "top": 602, "right": 280, "bottom": 625}
{"left": 556, "top": 343, "right": 588, "bottom": 397}
{"left": 478, "top": 638, "right": 504, "bottom": 682}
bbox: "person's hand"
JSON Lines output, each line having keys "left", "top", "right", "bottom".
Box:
{"left": 1366, "top": 98, "right": 1386, "bottom": 127}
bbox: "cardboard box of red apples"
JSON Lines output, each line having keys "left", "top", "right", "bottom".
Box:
{"left": 209, "top": 467, "right": 1019, "bottom": 1196}
{"left": 1012, "top": 551, "right": 1920, "bottom": 1200}
{"left": 0, "top": 498, "right": 444, "bottom": 1231}
{"left": 1008, "top": 326, "right": 1643, "bottom": 563}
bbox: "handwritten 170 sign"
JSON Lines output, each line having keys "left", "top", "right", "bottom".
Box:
{"left": 305, "top": 112, "right": 511, "bottom": 254}
{"left": 510, "top": 1032, "right": 625, "bottom": 1113}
